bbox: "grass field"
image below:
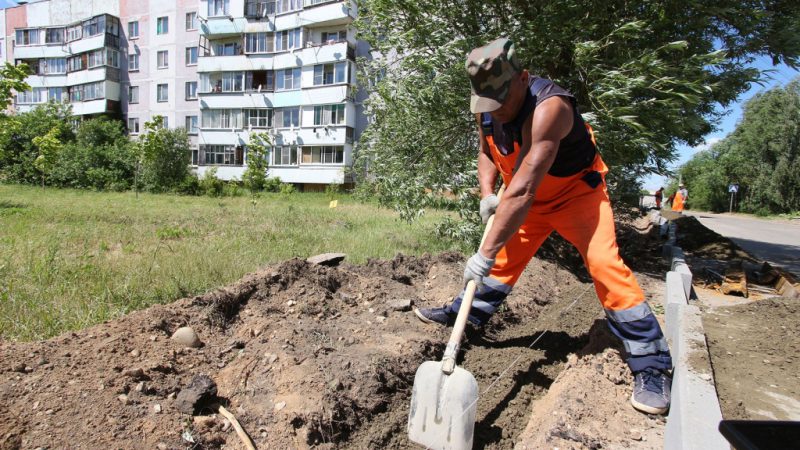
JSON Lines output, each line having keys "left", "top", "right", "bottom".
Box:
{"left": 0, "top": 185, "right": 457, "bottom": 341}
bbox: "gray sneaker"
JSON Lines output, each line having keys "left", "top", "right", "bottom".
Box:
{"left": 631, "top": 368, "right": 671, "bottom": 415}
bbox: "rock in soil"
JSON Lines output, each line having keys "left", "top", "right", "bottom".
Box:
{"left": 175, "top": 375, "right": 218, "bottom": 414}
{"left": 171, "top": 327, "right": 202, "bottom": 348}
{"left": 306, "top": 252, "right": 346, "bottom": 266}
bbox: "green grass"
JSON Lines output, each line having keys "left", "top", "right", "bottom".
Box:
{"left": 0, "top": 185, "right": 457, "bottom": 341}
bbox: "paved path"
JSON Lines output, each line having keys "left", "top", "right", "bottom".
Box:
{"left": 685, "top": 211, "right": 800, "bottom": 277}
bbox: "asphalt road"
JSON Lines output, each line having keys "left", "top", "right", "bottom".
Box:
{"left": 685, "top": 211, "right": 800, "bottom": 277}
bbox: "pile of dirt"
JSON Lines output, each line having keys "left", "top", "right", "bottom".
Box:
{"left": 672, "top": 215, "right": 752, "bottom": 261}
{"left": 703, "top": 296, "right": 800, "bottom": 420}
{"left": 0, "top": 214, "right": 669, "bottom": 449}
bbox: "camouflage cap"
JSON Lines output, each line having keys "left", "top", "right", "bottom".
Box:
{"left": 466, "top": 38, "right": 521, "bottom": 113}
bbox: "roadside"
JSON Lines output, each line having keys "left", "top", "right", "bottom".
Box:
{"left": 683, "top": 210, "right": 800, "bottom": 277}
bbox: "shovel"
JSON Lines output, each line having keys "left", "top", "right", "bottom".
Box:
{"left": 408, "top": 186, "right": 504, "bottom": 449}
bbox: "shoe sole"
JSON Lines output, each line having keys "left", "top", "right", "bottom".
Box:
{"left": 413, "top": 308, "right": 441, "bottom": 325}
{"left": 630, "top": 392, "right": 668, "bottom": 415}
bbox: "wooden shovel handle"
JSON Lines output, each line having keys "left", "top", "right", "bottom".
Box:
{"left": 442, "top": 185, "right": 505, "bottom": 374}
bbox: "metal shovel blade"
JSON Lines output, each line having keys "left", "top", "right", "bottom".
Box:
{"left": 408, "top": 360, "right": 479, "bottom": 449}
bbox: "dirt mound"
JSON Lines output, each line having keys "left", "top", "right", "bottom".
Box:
{"left": 703, "top": 296, "right": 800, "bottom": 421}
{"left": 672, "top": 216, "right": 752, "bottom": 260}
{"left": 0, "top": 216, "right": 667, "bottom": 449}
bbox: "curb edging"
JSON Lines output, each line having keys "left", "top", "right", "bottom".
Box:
{"left": 650, "top": 211, "right": 729, "bottom": 450}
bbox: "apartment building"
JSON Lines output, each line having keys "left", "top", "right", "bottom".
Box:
{"left": 194, "top": 0, "right": 364, "bottom": 186}
{"left": 4, "top": 0, "right": 368, "bottom": 188}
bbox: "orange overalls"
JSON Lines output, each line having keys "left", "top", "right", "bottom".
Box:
{"left": 445, "top": 121, "right": 672, "bottom": 372}
{"left": 672, "top": 191, "right": 686, "bottom": 212}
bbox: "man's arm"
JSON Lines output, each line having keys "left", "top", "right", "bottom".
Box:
{"left": 479, "top": 96, "right": 574, "bottom": 258}
{"left": 475, "top": 114, "right": 498, "bottom": 198}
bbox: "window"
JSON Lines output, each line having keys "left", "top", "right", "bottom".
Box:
{"left": 157, "top": 83, "right": 168, "bottom": 102}
{"left": 245, "top": 1, "right": 275, "bottom": 17}
{"left": 128, "top": 117, "right": 140, "bottom": 134}
{"left": 42, "top": 58, "right": 67, "bottom": 75}
{"left": 128, "top": 53, "right": 139, "bottom": 71}
{"left": 203, "top": 145, "right": 241, "bottom": 165}
{"left": 190, "top": 147, "right": 199, "bottom": 165}
{"left": 186, "top": 12, "right": 198, "bottom": 31}
{"left": 185, "top": 47, "right": 198, "bottom": 65}
{"left": 161, "top": 116, "right": 169, "bottom": 128}
{"left": 302, "top": 146, "right": 343, "bottom": 164}
{"left": 66, "top": 25, "right": 82, "bottom": 42}
{"left": 157, "top": 17, "right": 168, "bottom": 35}
{"left": 215, "top": 42, "right": 240, "bottom": 56}
{"left": 246, "top": 70, "right": 273, "bottom": 91}
{"left": 128, "top": 21, "right": 139, "bottom": 38}
{"left": 201, "top": 109, "right": 242, "bottom": 129}
{"left": 16, "top": 88, "right": 46, "bottom": 104}
{"left": 200, "top": 72, "right": 244, "bottom": 93}
{"left": 275, "top": 0, "right": 302, "bottom": 14}
{"left": 223, "top": 72, "right": 243, "bottom": 92}
{"left": 83, "top": 16, "right": 105, "bottom": 37}
{"left": 106, "top": 17, "right": 120, "bottom": 36}
{"left": 15, "top": 29, "right": 40, "bottom": 46}
{"left": 84, "top": 82, "right": 105, "bottom": 100}
{"left": 275, "top": 28, "right": 302, "bottom": 52}
{"left": 45, "top": 28, "right": 64, "bottom": 44}
{"left": 313, "top": 104, "right": 345, "bottom": 126}
{"left": 244, "top": 33, "right": 273, "bottom": 54}
{"left": 88, "top": 49, "right": 104, "bottom": 68}
{"left": 208, "top": 0, "right": 230, "bottom": 16}
{"left": 272, "top": 146, "right": 297, "bottom": 166}
{"left": 106, "top": 49, "right": 119, "bottom": 68}
{"left": 244, "top": 109, "right": 272, "bottom": 128}
{"left": 48, "top": 87, "right": 64, "bottom": 102}
{"left": 275, "top": 68, "right": 301, "bottom": 91}
{"left": 313, "top": 62, "right": 346, "bottom": 85}
{"left": 157, "top": 50, "right": 169, "bottom": 68}
{"left": 185, "top": 81, "right": 198, "bottom": 100}
{"left": 67, "top": 55, "right": 86, "bottom": 72}
{"left": 321, "top": 30, "right": 345, "bottom": 43}
{"left": 185, "top": 116, "right": 198, "bottom": 134}
{"left": 128, "top": 86, "right": 139, "bottom": 104}
{"left": 274, "top": 107, "right": 300, "bottom": 128}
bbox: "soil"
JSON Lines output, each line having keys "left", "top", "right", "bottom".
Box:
{"left": 0, "top": 212, "right": 671, "bottom": 450}
{"left": 703, "top": 297, "right": 800, "bottom": 421}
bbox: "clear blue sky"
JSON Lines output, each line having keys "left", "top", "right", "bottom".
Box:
{"left": 642, "top": 56, "right": 800, "bottom": 191}
{"left": 0, "top": 0, "right": 17, "bottom": 9}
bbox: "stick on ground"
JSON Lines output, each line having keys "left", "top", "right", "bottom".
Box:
{"left": 218, "top": 405, "right": 256, "bottom": 450}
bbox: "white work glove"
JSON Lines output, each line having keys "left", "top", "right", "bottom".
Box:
{"left": 479, "top": 194, "right": 500, "bottom": 224}
{"left": 463, "top": 251, "right": 495, "bottom": 289}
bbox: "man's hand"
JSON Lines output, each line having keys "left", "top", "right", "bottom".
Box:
{"left": 479, "top": 194, "right": 500, "bottom": 224}
{"left": 463, "top": 251, "right": 495, "bottom": 288}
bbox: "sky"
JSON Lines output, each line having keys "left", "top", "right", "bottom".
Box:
{"left": 0, "top": 0, "right": 17, "bottom": 8}
{"left": 642, "top": 56, "right": 800, "bottom": 191}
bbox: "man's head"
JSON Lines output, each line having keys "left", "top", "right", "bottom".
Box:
{"left": 466, "top": 38, "right": 527, "bottom": 118}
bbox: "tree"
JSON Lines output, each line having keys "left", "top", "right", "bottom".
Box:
{"left": 51, "top": 117, "right": 136, "bottom": 190}
{"left": 678, "top": 79, "right": 800, "bottom": 214}
{"left": 0, "top": 62, "right": 30, "bottom": 114}
{"left": 242, "top": 132, "right": 271, "bottom": 192}
{"left": 354, "top": 0, "right": 800, "bottom": 242}
{"left": 0, "top": 102, "right": 74, "bottom": 185}
{"left": 32, "top": 128, "right": 63, "bottom": 188}
{"left": 137, "top": 116, "right": 191, "bottom": 192}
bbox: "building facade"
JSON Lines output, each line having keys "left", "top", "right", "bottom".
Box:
{"left": 4, "top": 0, "right": 367, "bottom": 188}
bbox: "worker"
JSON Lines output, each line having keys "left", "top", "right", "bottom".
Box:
{"left": 654, "top": 187, "right": 664, "bottom": 209}
{"left": 414, "top": 38, "right": 672, "bottom": 415}
{"left": 672, "top": 183, "right": 688, "bottom": 212}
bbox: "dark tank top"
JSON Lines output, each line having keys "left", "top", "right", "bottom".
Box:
{"left": 481, "top": 76, "right": 596, "bottom": 177}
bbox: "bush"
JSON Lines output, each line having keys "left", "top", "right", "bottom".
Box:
{"left": 263, "top": 176, "right": 283, "bottom": 193}
{"left": 138, "top": 117, "right": 191, "bottom": 192}
{"left": 223, "top": 182, "right": 245, "bottom": 197}
{"left": 176, "top": 174, "right": 202, "bottom": 196}
{"left": 200, "top": 167, "right": 225, "bottom": 197}
{"left": 279, "top": 182, "right": 296, "bottom": 195}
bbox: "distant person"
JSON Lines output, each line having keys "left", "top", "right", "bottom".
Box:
{"left": 413, "top": 38, "right": 672, "bottom": 415}
{"left": 672, "top": 184, "right": 688, "bottom": 212}
{"left": 654, "top": 187, "right": 664, "bottom": 209}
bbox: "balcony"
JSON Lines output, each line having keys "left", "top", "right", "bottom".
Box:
{"left": 197, "top": 41, "right": 353, "bottom": 72}
{"left": 25, "top": 74, "right": 68, "bottom": 88}
{"left": 71, "top": 98, "right": 119, "bottom": 116}
{"left": 200, "top": 17, "right": 249, "bottom": 38}
{"left": 66, "top": 67, "right": 119, "bottom": 86}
